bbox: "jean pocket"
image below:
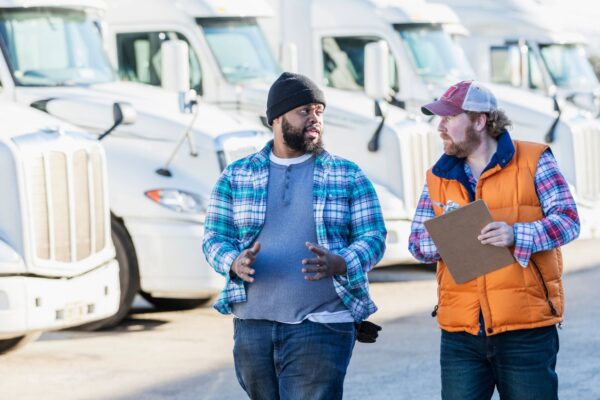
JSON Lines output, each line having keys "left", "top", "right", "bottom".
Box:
{"left": 233, "top": 317, "right": 239, "bottom": 339}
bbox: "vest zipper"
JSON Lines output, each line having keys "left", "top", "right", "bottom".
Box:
{"left": 431, "top": 305, "right": 438, "bottom": 317}
{"left": 531, "top": 258, "right": 558, "bottom": 316}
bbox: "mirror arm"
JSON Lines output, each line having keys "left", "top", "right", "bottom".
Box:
{"left": 368, "top": 100, "right": 386, "bottom": 152}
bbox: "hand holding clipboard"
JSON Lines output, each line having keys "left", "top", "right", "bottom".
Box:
{"left": 424, "top": 200, "right": 515, "bottom": 284}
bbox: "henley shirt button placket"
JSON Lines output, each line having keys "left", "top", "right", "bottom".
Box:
{"left": 283, "top": 167, "right": 291, "bottom": 204}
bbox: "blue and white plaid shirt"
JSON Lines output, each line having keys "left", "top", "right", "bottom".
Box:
{"left": 203, "top": 141, "right": 386, "bottom": 322}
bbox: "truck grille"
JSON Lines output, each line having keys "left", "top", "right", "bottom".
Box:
{"left": 400, "top": 125, "right": 440, "bottom": 213}
{"left": 28, "top": 146, "right": 107, "bottom": 263}
{"left": 572, "top": 123, "right": 600, "bottom": 202}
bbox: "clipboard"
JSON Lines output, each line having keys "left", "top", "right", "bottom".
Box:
{"left": 424, "top": 199, "right": 515, "bottom": 284}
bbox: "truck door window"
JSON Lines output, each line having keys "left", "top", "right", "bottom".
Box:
{"left": 490, "top": 46, "right": 518, "bottom": 86}
{"left": 527, "top": 50, "right": 546, "bottom": 90}
{"left": 321, "top": 36, "right": 398, "bottom": 92}
{"left": 116, "top": 31, "right": 203, "bottom": 94}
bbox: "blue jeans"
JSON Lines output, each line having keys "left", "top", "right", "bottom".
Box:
{"left": 441, "top": 325, "right": 559, "bottom": 400}
{"left": 233, "top": 318, "right": 356, "bottom": 400}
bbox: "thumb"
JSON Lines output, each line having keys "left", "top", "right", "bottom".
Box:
{"left": 249, "top": 241, "right": 261, "bottom": 255}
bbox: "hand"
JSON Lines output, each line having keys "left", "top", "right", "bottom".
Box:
{"left": 355, "top": 321, "right": 382, "bottom": 343}
{"left": 301, "top": 242, "right": 347, "bottom": 281}
{"left": 478, "top": 222, "right": 514, "bottom": 247}
{"left": 231, "top": 242, "right": 261, "bottom": 283}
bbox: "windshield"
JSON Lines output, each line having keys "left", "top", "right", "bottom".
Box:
{"left": 539, "top": 44, "right": 599, "bottom": 90}
{"left": 0, "top": 8, "right": 114, "bottom": 87}
{"left": 198, "top": 18, "right": 279, "bottom": 84}
{"left": 394, "top": 24, "right": 474, "bottom": 83}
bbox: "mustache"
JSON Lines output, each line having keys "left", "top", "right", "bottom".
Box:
{"left": 304, "top": 124, "right": 321, "bottom": 132}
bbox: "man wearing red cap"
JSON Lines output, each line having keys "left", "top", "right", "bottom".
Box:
{"left": 409, "top": 80, "right": 580, "bottom": 399}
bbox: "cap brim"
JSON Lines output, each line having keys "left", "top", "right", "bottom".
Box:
{"left": 421, "top": 99, "right": 465, "bottom": 116}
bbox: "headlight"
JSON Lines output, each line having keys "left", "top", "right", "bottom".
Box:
{"left": 145, "top": 189, "right": 206, "bottom": 214}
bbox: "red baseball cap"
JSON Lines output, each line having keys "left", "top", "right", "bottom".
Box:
{"left": 422, "top": 80, "right": 497, "bottom": 116}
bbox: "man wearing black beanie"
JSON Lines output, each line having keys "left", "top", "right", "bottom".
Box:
{"left": 266, "top": 72, "right": 327, "bottom": 125}
{"left": 203, "top": 72, "right": 386, "bottom": 400}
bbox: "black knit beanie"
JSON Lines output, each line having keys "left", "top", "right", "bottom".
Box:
{"left": 266, "top": 72, "right": 326, "bottom": 125}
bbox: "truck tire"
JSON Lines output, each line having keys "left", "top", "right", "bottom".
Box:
{"left": 78, "top": 218, "right": 140, "bottom": 331}
{"left": 0, "top": 332, "right": 41, "bottom": 355}
{"left": 140, "top": 293, "right": 212, "bottom": 311}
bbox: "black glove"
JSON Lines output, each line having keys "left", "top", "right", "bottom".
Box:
{"left": 355, "top": 320, "right": 382, "bottom": 343}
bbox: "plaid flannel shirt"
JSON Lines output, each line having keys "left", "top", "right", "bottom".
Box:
{"left": 203, "top": 141, "right": 386, "bottom": 322}
{"left": 409, "top": 137, "right": 580, "bottom": 267}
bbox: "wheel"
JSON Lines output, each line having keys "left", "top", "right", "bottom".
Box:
{"left": 77, "top": 217, "right": 140, "bottom": 331}
{"left": 140, "top": 292, "right": 212, "bottom": 311}
{"left": 0, "top": 332, "right": 41, "bottom": 355}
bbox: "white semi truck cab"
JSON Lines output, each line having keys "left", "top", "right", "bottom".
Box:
{"left": 432, "top": 0, "right": 600, "bottom": 115}
{"left": 0, "top": 101, "right": 120, "bottom": 354}
{"left": 0, "top": 0, "right": 270, "bottom": 327}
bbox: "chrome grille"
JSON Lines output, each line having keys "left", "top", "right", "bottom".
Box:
{"left": 400, "top": 125, "right": 440, "bottom": 213}
{"left": 27, "top": 145, "right": 108, "bottom": 263}
{"left": 572, "top": 123, "right": 600, "bottom": 202}
{"left": 49, "top": 152, "right": 71, "bottom": 262}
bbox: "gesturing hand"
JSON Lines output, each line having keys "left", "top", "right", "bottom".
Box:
{"left": 478, "top": 222, "right": 514, "bottom": 247}
{"left": 301, "top": 242, "right": 347, "bottom": 281}
{"left": 231, "top": 241, "right": 261, "bottom": 283}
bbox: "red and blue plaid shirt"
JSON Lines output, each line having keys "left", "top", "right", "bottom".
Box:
{"left": 409, "top": 145, "right": 580, "bottom": 267}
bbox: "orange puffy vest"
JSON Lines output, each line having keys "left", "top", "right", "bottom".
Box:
{"left": 427, "top": 140, "right": 563, "bottom": 336}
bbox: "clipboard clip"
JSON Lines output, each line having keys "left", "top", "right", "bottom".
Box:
{"left": 432, "top": 199, "right": 461, "bottom": 214}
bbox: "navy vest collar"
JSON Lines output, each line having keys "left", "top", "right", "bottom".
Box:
{"left": 432, "top": 130, "right": 515, "bottom": 180}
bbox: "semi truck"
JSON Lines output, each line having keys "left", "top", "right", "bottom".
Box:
{"left": 0, "top": 100, "right": 120, "bottom": 354}
{"left": 432, "top": 0, "right": 600, "bottom": 115}
{"left": 0, "top": 0, "right": 270, "bottom": 327}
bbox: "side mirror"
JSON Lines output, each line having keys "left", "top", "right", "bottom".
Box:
{"left": 364, "top": 41, "right": 390, "bottom": 101}
{"left": 517, "top": 40, "right": 529, "bottom": 89}
{"left": 280, "top": 43, "right": 298, "bottom": 73}
{"left": 161, "top": 40, "right": 190, "bottom": 93}
{"left": 507, "top": 45, "right": 522, "bottom": 87}
{"left": 161, "top": 40, "right": 196, "bottom": 113}
{"left": 113, "top": 102, "right": 136, "bottom": 126}
{"left": 99, "top": 102, "right": 137, "bottom": 141}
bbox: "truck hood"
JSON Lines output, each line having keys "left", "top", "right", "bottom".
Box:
{"left": 0, "top": 100, "right": 84, "bottom": 140}
{"left": 16, "top": 81, "right": 262, "bottom": 141}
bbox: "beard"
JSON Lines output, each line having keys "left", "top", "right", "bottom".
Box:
{"left": 281, "top": 116, "right": 324, "bottom": 154}
{"left": 442, "top": 124, "right": 481, "bottom": 158}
